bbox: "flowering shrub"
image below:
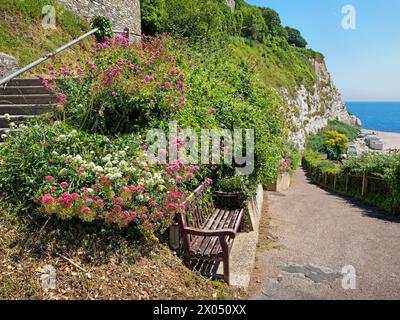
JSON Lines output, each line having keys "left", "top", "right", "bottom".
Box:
{"left": 0, "top": 119, "right": 205, "bottom": 239}
{"left": 278, "top": 157, "right": 292, "bottom": 174}
{"left": 43, "top": 33, "right": 189, "bottom": 134}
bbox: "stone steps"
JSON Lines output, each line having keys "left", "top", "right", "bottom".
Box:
{"left": 0, "top": 79, "right": 55, "bottom": 136}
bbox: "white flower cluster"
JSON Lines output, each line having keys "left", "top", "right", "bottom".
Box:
{"left": 57, "top": 147, "right": 166, "bottom": 185}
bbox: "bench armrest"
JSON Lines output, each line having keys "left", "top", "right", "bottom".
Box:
{"left": 184, "top": 227, "right": 236, "bottom": 239}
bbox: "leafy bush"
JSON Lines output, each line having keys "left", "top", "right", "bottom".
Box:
{"left": 325, "top": 130, "right": 349, "bottom": 160}
{"left": 303, "top": 150, "right": 341, "bottom": 174}
{"left": 91, "top": 16, "right": 113, "bottom": 43}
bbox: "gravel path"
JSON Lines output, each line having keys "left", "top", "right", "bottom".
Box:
{"left": 249, "top": 168, "right": 400, "bottom": 300}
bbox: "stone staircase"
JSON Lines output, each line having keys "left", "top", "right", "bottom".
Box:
{"left": 0, "top": 78, "right": 55, "bottom": 139}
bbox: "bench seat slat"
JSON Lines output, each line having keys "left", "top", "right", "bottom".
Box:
{"left": 189, "top": 208, "right": 244, "bottom": 258}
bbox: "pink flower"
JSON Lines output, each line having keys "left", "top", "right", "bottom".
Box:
{"left": 141, "top": 214, "right": 148, "bottom": 221}
{"left": 42, "top": 194, "right": 55, "bottom": 205}
{"left": 177, "top": 81, "right": 184, "bottom": 89}
{"left": 112, "top": 205, "right": 122, "bottom": 213}
{"left": 209, "top": 108, "right": 217, "bottom": 114}
{"left": 46, "top": 176, "right": 55, "bottom": 183}
{"left": 112, "top": 197, "right": 124, "bottom": 205}
{"left": 149, "top": 201, "right": 157, "bottom": 207}
{"left": 184, "top": 173, "right": 194, "bottom": 180}
{"left": 80, "top": 206, "right": 92, "bottom": 215}
{"left": 56, "top": 105, "right": 65, "bottom": 111}
{"left": 57, "top": 192, "right": 73, "bottom": 207}
{"left": 60, "top": 182, "right": 69, "bottom": 188}
{"left": 56, "top": 93, "right": 66, "bottom": 103}
{"left": 88, "top": 62, "right": 97, "bottom": 72}
{"left": 50, "top": 186, "right": 57, "bottom": 192}
{"left": 156, "top": 211, "right": 164, "bottom": 219}
{"left": 71, "top": 193, "right": 80, "bottom": 200}
{"left": 93, "top": 199, "right": 104, "bottom": 207}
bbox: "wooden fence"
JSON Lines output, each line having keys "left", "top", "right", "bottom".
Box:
{"left": 302, "top": 159, "right": 397, "bottom": 214}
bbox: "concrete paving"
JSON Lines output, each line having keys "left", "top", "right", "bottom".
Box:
{"left": 249, "top": 168, "right": 400, "bottom": 300}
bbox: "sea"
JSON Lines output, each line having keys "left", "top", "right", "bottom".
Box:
{"left": 345, "top": 101, "right": 400, "bottom": 133}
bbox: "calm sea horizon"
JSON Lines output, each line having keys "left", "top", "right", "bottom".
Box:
{"left": 345, "top": 101, "right": 400, "bottom": 133}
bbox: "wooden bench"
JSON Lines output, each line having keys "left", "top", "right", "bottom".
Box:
{"left": 177, "top": 181, "right": 244, "bottom": 284}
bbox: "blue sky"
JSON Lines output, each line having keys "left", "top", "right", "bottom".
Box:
{"left": 246, "top": 0, "right": 400, "bottom": 101}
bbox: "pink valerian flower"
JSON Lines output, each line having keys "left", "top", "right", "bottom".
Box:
{"left": 46, "top": 176, "right": 55, "bottom": 183}
{"left": 177, "top": 81, "right": 184, "bottom": 90}
{"left": 58, "top": 192, "right": 74, "bottom": 207}
{"left": 141, "top": 214, "right": 148, "bottom": 221}
{"left": 111, "top": 196, "right": 124, "bottom": 205}
{"left": 88, "top": 62, "right": 97, "bottom": 72}
{"left": 184, "top": 173, "right": 194, "bottom": 180}
{"left": 80, "top": 206, "right": 92, "bottom": 215}
{"left": 93, "top": 199, "right": 104, "bottom": 207}
{"left": 155, "top": 211, "right": 164, "bottom": 219}
{"left": 56, "top": 105, "right": 65, "bottom": 111}
{"left": 60, "top": 182, "right": 69, "bottom": 188}
{"left": 149, "top": 201, "right": 157, "bottom": 207}
{"left": 56, "top": 93, "right": 66, "bottom": 103}
{"left": 71, "top": 193, "right": 80, "bottom": 200}
{"left": 41, "top": 194, "right": 55, "bottom": 205}
{"left": 50, "top": 186, "right": 57, "bottom": 192}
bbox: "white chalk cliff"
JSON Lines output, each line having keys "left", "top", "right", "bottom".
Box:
{"left": 282, "top": 58, "right": 361, "bottom": 150}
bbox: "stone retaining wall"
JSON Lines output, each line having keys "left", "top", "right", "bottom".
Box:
{"left": 57, "top": 0, "right": 141, "bottom": 36}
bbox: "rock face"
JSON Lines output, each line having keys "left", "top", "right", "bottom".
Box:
{"left": 283, "top": 58, "right": 361, "bottom": 150}
{"left": 57, "top": 0, "right": 141, "bottom": 37}
{"left": 0, "top": 52, "right": 18, "bottom": 80}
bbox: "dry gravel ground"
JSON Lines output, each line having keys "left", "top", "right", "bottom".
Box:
{"left": 0, "top": 210, "right": 240, "bottom": 300}
{"left": 249, "top": 168, "right": 400, "bottom": 300}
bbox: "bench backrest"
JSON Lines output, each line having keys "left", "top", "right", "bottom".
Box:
{"left": 178, "top": 181, "right": 214, "bottom": 230}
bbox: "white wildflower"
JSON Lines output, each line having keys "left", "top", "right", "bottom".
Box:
{"left": 3, "top": 113, "right": 11, "bottom": 122}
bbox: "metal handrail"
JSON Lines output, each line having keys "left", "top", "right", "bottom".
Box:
{"left": 0, "top": 27, "right": 141, "bottom": 86}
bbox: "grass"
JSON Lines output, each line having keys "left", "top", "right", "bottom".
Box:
{"left": 0, "top": 0, "right": 91, "bottom": 77}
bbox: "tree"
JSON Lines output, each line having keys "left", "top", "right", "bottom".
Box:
{"left": 240, "top": 5, "right": 268, "bottom": 42}
{"left": 325, "top": 130, "right": 349, "bottom": 160}
{"left": 285, "top": 27, "right": 307, "bottom": 48}
{"left": 259, "top": 8, "right": 287, "bottom": 38}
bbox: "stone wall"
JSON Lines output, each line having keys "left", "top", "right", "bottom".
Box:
{"left": 0, "top": 52, "right": 18, "bottom": 80}
{"left": 57, "top": 0, "right": 141, "bottom": 37}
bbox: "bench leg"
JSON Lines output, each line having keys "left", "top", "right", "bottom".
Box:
{"left": 223, "top": 255, "right": 230, "bottom": 285}
{"left": 219, "top": 235, "right": 230, "bottom": 285}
